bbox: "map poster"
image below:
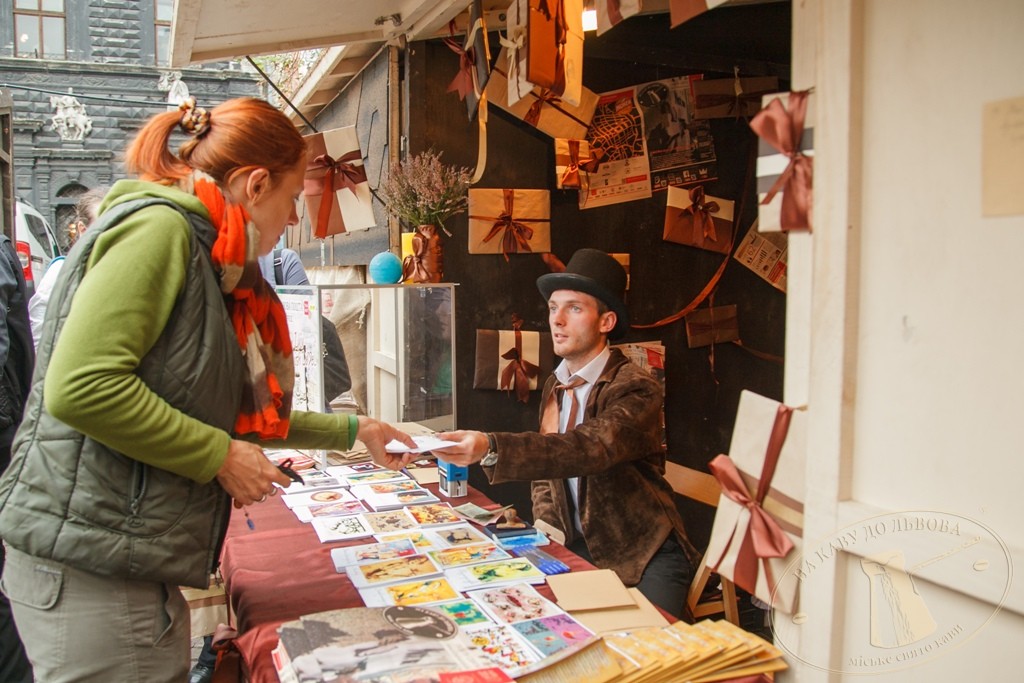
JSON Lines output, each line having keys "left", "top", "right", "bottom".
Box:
{"left": 635, "top": 75, "right": 719, "bottom": 191}
{"left": 580, "top": 88, "right": 653, "bottom": 209}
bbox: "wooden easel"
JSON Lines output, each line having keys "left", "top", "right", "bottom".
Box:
{"left": 664, "top": 462, "right": 740, "bottom": 625}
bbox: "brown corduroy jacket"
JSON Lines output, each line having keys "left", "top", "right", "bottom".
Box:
{"left": 485, "top": 348, "right": 699, "bottom": 585}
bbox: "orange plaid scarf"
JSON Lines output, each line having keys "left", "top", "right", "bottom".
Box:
{"left": 186, "top": 171, "right": 294, "bottom": 439}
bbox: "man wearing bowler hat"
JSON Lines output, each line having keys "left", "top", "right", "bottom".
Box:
{"left": 436, "top": 248, "right": 698, "bottom": 618}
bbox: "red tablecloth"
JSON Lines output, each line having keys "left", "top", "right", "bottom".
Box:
{"left": 219, "top": 481, "right": 596, "bottom": 683}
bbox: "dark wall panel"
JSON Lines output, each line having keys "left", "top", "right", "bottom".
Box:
{"left": 407, "top": 4, "right": 790, "bottom": 542}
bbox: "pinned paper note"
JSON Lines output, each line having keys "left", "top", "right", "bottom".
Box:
{"left": 982, "top": 95, "right": 1024, "bottom": 217}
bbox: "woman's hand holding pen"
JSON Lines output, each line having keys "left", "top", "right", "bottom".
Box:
{"left": 217, "top": 439, "right": 292, "bottom": 508}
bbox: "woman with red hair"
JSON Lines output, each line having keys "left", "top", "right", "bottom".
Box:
{"left": 0, "top": 97, "right": 415, "bottom": 682}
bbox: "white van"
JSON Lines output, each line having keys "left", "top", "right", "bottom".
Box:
{"left": 14, "top": 200, "right": 62, "bottom": 293}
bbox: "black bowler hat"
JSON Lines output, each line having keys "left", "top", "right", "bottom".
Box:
{"left": 537, "top": 249, "right": 630, "bottom": 339}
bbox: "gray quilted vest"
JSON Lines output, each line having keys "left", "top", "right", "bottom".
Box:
{"left": 0, "top": 197, "right": 244, "bottom": 588}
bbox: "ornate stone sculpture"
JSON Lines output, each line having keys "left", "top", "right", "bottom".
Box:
{"left": 49, "top": 94, "right": 92, "bottom": 142}
{"left": 158, "top": 70, "right": 191, "bottom": 108}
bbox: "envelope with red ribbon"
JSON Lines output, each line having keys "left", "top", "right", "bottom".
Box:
{"left": 468, "top": 188, "right": 551, "bottom": 258}
{"left": 693, "top": 76, "right": 779, "bottom": 119}
{"left": 663, "top": 184, "right": 735, "bottom": 254}
{"left": 751, "top": 89, "right": 815, "bottom": 232}
{"left": 704, "top": 390, "right": 806, "bottom": 614}
{"left": 473, "top": 318, "right": 555, "bottom": 401}
{"left": 684, "top": 304, "right": 739, "bottom": 348}
{"left": 302, "top": 126, "right": 375, "bottom": 238}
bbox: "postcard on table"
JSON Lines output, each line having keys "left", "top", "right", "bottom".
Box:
{"left": 362, "top": 509, "right": 419, "bottom": 534}
{"left": 513, "top": 613, "right": 593, "bottom": 658}
{"left": 343, "top": 469, "right": 412, "bottom": 486}
{"left": 331, "top": 539, "right": 419, "bottom": 571}
{"left": 453, "top": 502, "right": 513, "bottom": 526}
{"left": 358, "top": 576, "right": 462, "bottom": 607}
{"left": 350, "top": 480, "right": 423, "bottom": 497}
{"left": 345, "top": 554, "right": 443, "bottom": 589}
{"left": 310, "top": 514, "right": 374, "bottom": 543}
{"left": 405, "top": 503, "right": 463, "bottom": 526}
{"left": 425, "top": 598, "right": 494, "bottom": 627}
{"left": 359, "top": 487, "right": 440, "bottom": 511}
{"left": 292, "top": 498, "right": 367, "bottom": 522}
{"left": 469, "top": 583, "right": 564, "bottom": 625}
{"left": 461, "top": 623, "right": 543, "bottom": 677}
{"left": 280, "top": 487, "right": 355, "bottom": 510}
{"left": 446, "top": 558, "right": 546, "bottom": 592}
{"left": 325, "top": 462, "right": 384, "bottom": 477}
{"left": 429, "top": 524, "right": 492, "bottom": 547}
{"left": 374, "top": 529, "right": 439, "bottom": 550}
{"left": 427, "top": 542, "right": 510, "bottom": 569}
{"left": 278, "top": 470, "right": 346, "bottom": 494}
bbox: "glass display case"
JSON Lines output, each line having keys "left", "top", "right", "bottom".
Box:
{"left": 284, "top": 283, "right": 456, "bottom": 431}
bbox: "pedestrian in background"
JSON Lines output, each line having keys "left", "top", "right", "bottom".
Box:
{"left": 28, "top": 186, "right": 107, "bottom": 348}
{"left": 0, "top": 227, "right": 35, "bottom": 683}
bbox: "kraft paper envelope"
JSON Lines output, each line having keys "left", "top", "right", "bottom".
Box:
{"left": 546, "top": 568, "right": 635, "bottom": 611}
{"left": 568, "top": 587, "right": 671, "bottom": 635}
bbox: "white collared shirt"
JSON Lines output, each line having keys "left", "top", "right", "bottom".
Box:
{"left": 554, "top": 345, "right": 610, "bottom": 533}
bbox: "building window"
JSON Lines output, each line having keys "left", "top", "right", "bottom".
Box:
{"left": 155, "top": 0, "right": 173, "bottom": 66}
{"left": 14, "top": 0, "right": 66, "bottom": 60}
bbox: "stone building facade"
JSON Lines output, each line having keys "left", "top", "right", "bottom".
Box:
{"left": 0, "top": 0, "right": 264, "bottom": 248}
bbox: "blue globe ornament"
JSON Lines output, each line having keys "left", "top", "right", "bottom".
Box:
{"left": 369, "top": 251, "right": 403, "bottom": 284}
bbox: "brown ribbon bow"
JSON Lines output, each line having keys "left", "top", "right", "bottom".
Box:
{"left": 473, "top": 189, "right": 547, "bottom": 261}
{"left": 684, "top": 185, "right": 721, "bottom": 243}
{"left": 304, "top": 150, "right": 368, "bottom": 239}
{"left": 443, "top": 20, "right": 475, "bottom": 101}
{"left": 493, "top": 66, "right": 590, "bottom": 131}
{"left": 524, "top": 89, "right": 563, "bottom": 127}
{"left": 559, "top": 139, "right": 583, "bottom": 189}
{"left": 708, "top": 404, "right": 796, "bottom": 602}
{"left": 401, "top": 227, "right": 434, "bottom": 283}
{"left": 499, "top": 314, "right": 540, "bottom": 403}
{"left": 749, "top": 89, "right": 813, "bottom": 231}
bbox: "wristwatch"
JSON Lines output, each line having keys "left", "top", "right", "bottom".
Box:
{"left": 481, "top": 433, "right": 499, "bottom": 467}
